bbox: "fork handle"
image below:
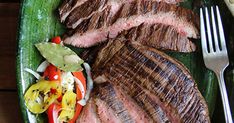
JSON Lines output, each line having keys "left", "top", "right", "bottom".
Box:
{"left": 216, "top": 71, "right": 233, "bottom": 123}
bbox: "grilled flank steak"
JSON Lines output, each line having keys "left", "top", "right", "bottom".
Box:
{"left": 78, "top": 39, "right": 210, "bottom": 123}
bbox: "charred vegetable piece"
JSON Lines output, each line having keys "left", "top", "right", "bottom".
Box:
{"left": 24, "top": 80, "right": 62, "bottom": 114}
{"left": 35, "top": 42, "right": 84, "bottom": 72}
{"left": 58, "top": 90, "right": 76, "bottom": 122}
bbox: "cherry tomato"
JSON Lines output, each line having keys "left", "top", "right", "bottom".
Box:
{"left": 43, "top": 64, "right": 61, "bottom": 81}
{"left": 51, "top": 36, "right": 61, "bottom": 44}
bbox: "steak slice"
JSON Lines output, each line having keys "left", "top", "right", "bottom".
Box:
{"left": 91, "top": 40, "right": 210, "bottom": 123}
{"left": 82, "top": 82, "right": 177, "bottom": 122}
{"left": 94, "top": 82, "right": 155, "bottom": 123}
{"left": 59, "top": 0, "right": 89, "bottom": 22}
{"left": 123, "top": 23, "right": 196, "bottom": 52}
{"left": 61, "top": 1, "right": 199, "bottom": 50}
{"left": 58, "top": 0, "right": 182, "bottom": 25}
{"left": 77, "top": 98, "right": 101, "bottom": 123}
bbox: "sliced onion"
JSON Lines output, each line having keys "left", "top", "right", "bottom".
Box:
{"left": 61, "top": 72, "right": 75, "bottom": 93}
{"left": 77, "top": 99, "right": 86, "bottom": 106}
{"left": 83, "top": 63, "right": 93, "bottom": 102}
{"left": 36, "top": 60, "right": 49, "bottom": 72}
{"left": 24, "top": 68, "right": 41, "bottom": 80}
{"left": 74, "top": 62, "right": 93, "bottom": 106}
{"left": 74, "top": 77, "right": 85, "bottom": 98}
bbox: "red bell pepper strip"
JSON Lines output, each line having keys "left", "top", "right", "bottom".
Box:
{"left": 72, "top": 72, "right": 86, "bottom": 100}
{"left": 51, "top": 36, "right": 61, "bottom": 44}
{"left": 57, "top": 95, "right": 62, "bottom": 102}
{"left": 47, "top": 103, "right": 62, "bottom": 123}
{"left": 43, "top": 64, "right": 61, "bottom": 81}
{"left": 68, "top": 104, "right": 83, "bottom": 123}
{"left": 68, "top": 71, "right": 86, "bottom": 122}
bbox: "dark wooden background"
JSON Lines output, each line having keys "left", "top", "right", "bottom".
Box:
{"left": 0, "top": 1, "right": 24, "bottom": 122}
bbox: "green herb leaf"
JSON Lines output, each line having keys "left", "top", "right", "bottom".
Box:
{"left": 35, "top": 43, "right": 84, "bottom": 72}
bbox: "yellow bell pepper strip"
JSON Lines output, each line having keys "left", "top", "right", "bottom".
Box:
{"left": 24, "top": 80, "right": 62, "bottom": 114}
{"left": 68, "top": 104, "right": 82, "bottom": 123}
{"left": 58, "top": 90, "right": 76, "bottom": 122}
{"left": 61, "top": 71, "right": 86, "bottom": 123}
{"left": 68, "top": 72, "right": 87, "bottom": 123}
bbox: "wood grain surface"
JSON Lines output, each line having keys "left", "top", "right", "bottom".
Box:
{"left": 0, "top": 3, "right": 19, "bottom": 90}
{"left": 0, "top": 2, "right": 23, "bottom": 122}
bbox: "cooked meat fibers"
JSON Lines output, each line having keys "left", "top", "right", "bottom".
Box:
{"left": 59, "top": 1, "right": 209, "bottom": 122}
{"left": 77, "top": 82, "right": 155, "bottom": 123}
{"left": 91, "top": 40, "right": 210, "bottom": 123}
{"left": 123, "top": 23, "right": 196, "bottom": 52}
{"left": 60, "top": 0, "right": 199, "bottom": 32}
{"left": 77, "top": 98, "right": 101, "bottom": 123}
{"left": 59, "top": 0, "right": 182, "bottom": 23}
{"left": 60, "top": 1, "right": 199, "bottom": 50}
{"left": 95, "top": 83, "right": 155, "bottom": 123}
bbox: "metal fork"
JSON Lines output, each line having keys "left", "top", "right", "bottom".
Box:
{"left": 200, "top": 6, "right": 233, "bottom": 123}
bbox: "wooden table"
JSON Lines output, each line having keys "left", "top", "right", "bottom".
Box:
{"left": 0, "top": 2, "right": 24, "bottom": 123}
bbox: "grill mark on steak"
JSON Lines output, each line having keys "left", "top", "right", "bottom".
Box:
{"left": 64, "top": 0, "right": 108, "bottom": 28}
{"left": 94, "top": 83, "right": 135, "bottom": 123}
{"left": 92, "top": 38, "right": 126, "bottom": 71}
{"left": 94, "top": 82, "right": 155, "bottom": 123}
{"left": 117, "top": 1, "right": 138, "bottom": 18}
{"left": 92, "top": 41, "right": 210, "bottom": 122}
{"left": 59, "top": 0, "right": 89, "bottom": 22}
{"left": 107, "top": 69, "right": 177, "bottom": 123}
{"left": 95, "top": 98, "right": 122, "bottom": 123}
{"left": 72, "top": 18, "right": 91, "bottom": 34}
{"left": 92, "top": 43, "right": 181, "bottom": 122}
{"left": 65, "top": 6, "right": 112, "bottom": 37}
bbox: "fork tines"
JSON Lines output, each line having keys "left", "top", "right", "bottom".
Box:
{"left": 200, "top": 6, "right": 227, "bottom": 53}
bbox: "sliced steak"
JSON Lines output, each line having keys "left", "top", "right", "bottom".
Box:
{"left": 76, "top": 98, "right": 101, "bottom": 123}
{"left": 95, "top": 98, "right": 122, "bottom": 123}
{"left": 122, "top": 23, "right": 196, "bottom": 52}
{"left": 61, "top": 1, "right": 199, "bottom": 50}
{"left": 63, "top": 0, "right": 109, "bottom": 28}
{"left": 91, "top": 40, "right": 210, "bottom": 123}
{"left": 59, "top": 0, "right": 182, "bottom": 25}
{"left": 94, "top": 82, "right": 155, "bottom": 123}
{"left": 59, "top": 0, "right": 89, "bottom": 22}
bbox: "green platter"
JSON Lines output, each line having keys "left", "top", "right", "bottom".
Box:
{"left": 16, "top": 0, "right": 234, "bottom": 122}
